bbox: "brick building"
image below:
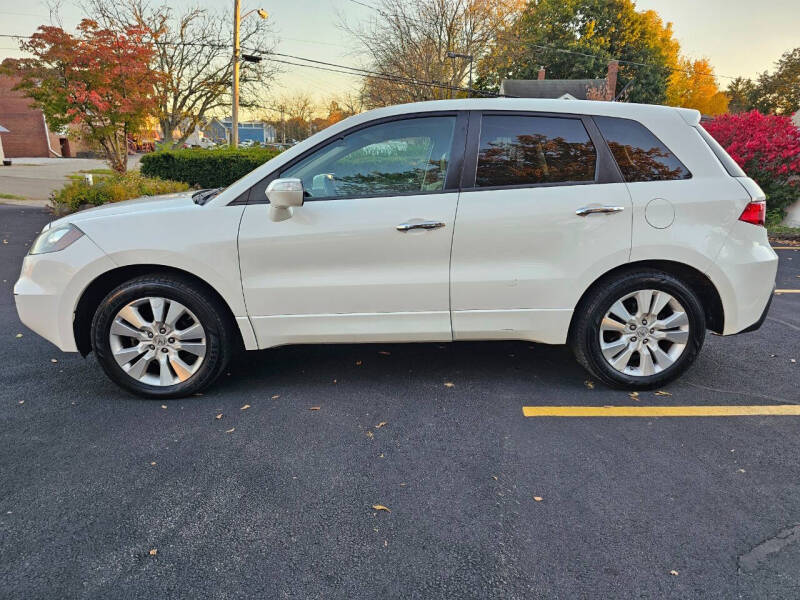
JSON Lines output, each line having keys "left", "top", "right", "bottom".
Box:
{"left": 0, "top": 68, "right": 68, "bottom": 158}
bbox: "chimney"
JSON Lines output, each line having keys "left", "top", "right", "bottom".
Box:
{"left": 606, "top": 60, "right": 619, "bottom": 101}
{"left": 537, "top": 66, "right": 545, "bottom": 80}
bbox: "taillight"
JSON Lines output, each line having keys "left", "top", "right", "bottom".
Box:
{"left": 739, "top": 200, "right": 766, "bottom": 226}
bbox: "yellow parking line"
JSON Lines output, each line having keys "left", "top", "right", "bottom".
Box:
{"left": 522, "top": 405, "right": 800, "bottom": 417}
{"left": 772, "top": 246, "right": 800, "bottom": 250}
{"left": 775, "top": 289, "right": 800, "bottom": 294}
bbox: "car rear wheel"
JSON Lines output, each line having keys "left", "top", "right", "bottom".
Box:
{"left": 91, "top": 275, "right": 232, "bottom": 398}
{"left": 570, "top": 270, "right": 706, "bottom": 389}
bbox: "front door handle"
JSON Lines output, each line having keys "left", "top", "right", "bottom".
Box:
{"left": 396, "top": 220, "right": 446, "bottom": 232}
{"left": 575, "top": 206, "right": 626, "bottom": 217}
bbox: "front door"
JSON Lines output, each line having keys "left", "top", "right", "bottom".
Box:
{"left": 238, "top": 114, "right": 462, "bottom": 348}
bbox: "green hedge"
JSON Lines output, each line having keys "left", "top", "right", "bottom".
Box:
{"left": 51, "top": 172, "right": 190, "bottom": 215}
{"left": 140, "top": 147, "right": 282, "bottom": 188}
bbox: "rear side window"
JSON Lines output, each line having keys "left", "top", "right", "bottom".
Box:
{"left": 695, "top": 124, "right": 746, "bottom": 177}
{"left": 475, "top": 115, "right": 597, "bottom": 187}
{"left": 594, "top": 116, "right": 691, "bottom": 182}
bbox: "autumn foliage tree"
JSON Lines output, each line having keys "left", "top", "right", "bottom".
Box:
{"left": 665, "top": 57, "right": 728, "bottom": 115}
{"left": 704, "top": 111, "right": 800, "bottom": 223}
{"left": 12, "top": 19, "right": 160, "bottom": 172}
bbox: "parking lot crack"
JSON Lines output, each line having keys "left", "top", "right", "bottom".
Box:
{"left": 738, "top": 524, "right": 800, "bottom": 573}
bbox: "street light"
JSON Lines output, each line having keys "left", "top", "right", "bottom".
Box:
{"left": 232, "top": 2, "right": 268, "bottom": 147}
{"left": 446, "top": 51, "right": 474, "bottom": 98}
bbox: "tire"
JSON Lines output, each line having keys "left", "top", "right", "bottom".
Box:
{"left": 569, "top": 270, "right": 706, "bottom": 390}
{"left": 91, "top": 274, "right": 233, "bottom": 398}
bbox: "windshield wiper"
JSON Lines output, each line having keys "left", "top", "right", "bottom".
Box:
{"left": 192, "top": 187, "right": 223, "bottom": 205}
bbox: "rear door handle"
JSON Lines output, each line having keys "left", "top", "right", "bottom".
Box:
{"left": 396, "top": 220, "right": 446, "bottom": 232}
{"left": 575, "top": 206, "right": 626, "bottom": 217}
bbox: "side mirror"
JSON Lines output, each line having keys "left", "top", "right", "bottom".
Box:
{"left": 266, "top": 178, "right": 304, "bottom": 222}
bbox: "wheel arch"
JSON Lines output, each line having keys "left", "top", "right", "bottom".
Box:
{"left": 73, "top": 264, "right": 246, "bottom": 356}
{"left": 569, "top": 260, "right": 725, "bottom": 338}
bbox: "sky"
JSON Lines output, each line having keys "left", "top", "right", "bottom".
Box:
{"left": 0, "top": 0, "right": 797, "bottom": 113}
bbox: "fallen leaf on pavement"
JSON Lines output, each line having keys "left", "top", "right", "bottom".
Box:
{"left": 215, "top": 414, "right": 223, "bottom": 419}
{"left": 533, "top": 496, "right": 543, "bottom": 502}
{"left": 271, "top": 395, "right": 280, "bottom": 399}
{"left": 375, "top": 421, "right": 387, "bottom": 429}
{"left": 18, "top": 400, "right": 24, "bottom": 405}
{"left": 670, "top": 570, "right": 679, "bottom": 576}
{"left": 225, "top": 427, "right": 235, "bottom": 433}
{"left": 372, "top": 504, "right": 391, "bottom": 512}
{"left": 584, "top": 380, "right": 594, "bottom": 390}
{"left": 309, "top": 406, "right": 321, "bottom": 411}
{"left": 15, "top": 333, "right": 22, "bottom": 338}
{"left": 366, "top": 430, "right": 374, "bottom": 439}
{"left": 444, "top": 382, "right": 455, "bottom": 388}
{"left": 50, "top": 358, "right": 58, "bottom": 363}
{"left": 355, "top": 360, "right": 362, "bottom": 366}
{"left": 241, "top": 404, "right": 251, "bottom": 410}
{"left": 491, "top": 475, "right": 498, "bottom": 481}
{"left": 654, "top": 390, "right": 672, "bottom": 396}
{"left": 161, "top": 405, "right": 167, "bottom": 409}
{"left": 791, "top": 359, "right": 797, "bottom": 363}
{"left": 738, "top": 468, "right": 746, "bottom": 473}
{"left": 149, "top": 549, "right": 157, "bottom": 556}
{"left": 629, "top": 391, "right": 639, "bottom": 401}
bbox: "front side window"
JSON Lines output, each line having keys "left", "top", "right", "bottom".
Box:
{"left": 281, "top": 116, "right": 456, "bottom": 199}
{"left": 594, "top": 116, "right": 691, "bottom": 182}
{"left": 475, "top": 115, "right": 597, "bottom": 187}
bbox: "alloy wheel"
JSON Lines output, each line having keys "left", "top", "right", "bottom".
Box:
{"left": 598, "top": 289, "right": 690, "bottom": 377}
{"left": 108, "top": 296, "right": 207, "bottom": 386}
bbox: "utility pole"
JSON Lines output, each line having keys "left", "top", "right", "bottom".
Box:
{"left": 232, "top": 0, "right": 241, "bottom": 147}
{"left": 446, "top": 51, "right": 474, "bottom": 97}
{"left": 232, "top": 2, "right": 268, "bottom": 147}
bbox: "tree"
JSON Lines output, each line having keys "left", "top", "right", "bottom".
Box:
{"left": 726, "top": 77, "right": 758, "bottom": 113}
{"left": 341, "top": 0, "right": 522, "bottom": 108}
{"left": 478, "top": 0, "right": 680, "bottom": 105}
{"left": 705, "top": 111, "right": 800, "bottom": 224}
{"left": 11, "top": 19, "right": 159, "bottom": 172}
{"left": 754, "top": 47, "right": 800, "bottom": 115}
{"left": 665, "top": 58, "right": 728, "bottom": 115}
{"left": 83, "top": 0, "right": 278, "bottom": 148}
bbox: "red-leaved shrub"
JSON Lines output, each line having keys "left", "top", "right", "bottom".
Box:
{"left": 703, "top": 111, "right": 800, "bottom": 224}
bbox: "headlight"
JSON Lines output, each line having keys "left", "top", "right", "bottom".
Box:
{"left": 29, "top": 223, "right": 84, "bottom": 255}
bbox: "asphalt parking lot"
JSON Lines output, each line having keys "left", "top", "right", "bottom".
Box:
{"left": 1, "top": 204, "right": 799, "bottom": 599}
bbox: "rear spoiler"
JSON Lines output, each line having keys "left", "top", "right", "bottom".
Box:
{"left": 675, "top": 107, "right": 701, "bottom": 127}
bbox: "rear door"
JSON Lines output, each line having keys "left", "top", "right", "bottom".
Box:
{"left": 450, "top": 111, "right": 633, "bottom": 344}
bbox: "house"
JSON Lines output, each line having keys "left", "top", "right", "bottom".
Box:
{"left": 203, "top": 117, "right": 277, "bottom": 145}
{"left": 0, "top": 67, "right": 64, "bottom": 157}
{"left": 500, "top": 61, "right": 619, "bottom": 101}
{"left": 0, "top": 61, "right": 95, "bottom": 158}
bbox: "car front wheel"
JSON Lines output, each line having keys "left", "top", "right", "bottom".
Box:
{"left": 570, "top": 270, "right": 706, "bottom": 389}
{"left": 91, "top": 275, "right": 232, "bottom": 398}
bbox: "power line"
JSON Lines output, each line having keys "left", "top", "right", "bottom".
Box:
{"left": 1, "top": 30, "right": 742, "bottom": 84}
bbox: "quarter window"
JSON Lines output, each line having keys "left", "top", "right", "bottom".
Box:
{"left": 281, "top": 116, "right": 456, "bottom": 199}
{"left": 594, "top": 116, "right": 691, "bottom": 182}
{"left": 475, "top": 115, "right": 597, "bottom": 187}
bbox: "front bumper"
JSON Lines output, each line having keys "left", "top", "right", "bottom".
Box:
{"left": 14, "top": 235, "right": 116, "bottom": 352}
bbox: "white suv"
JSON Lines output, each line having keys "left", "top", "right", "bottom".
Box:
{"left": 15, "top": 99, "right": 778, "bottom": 398}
